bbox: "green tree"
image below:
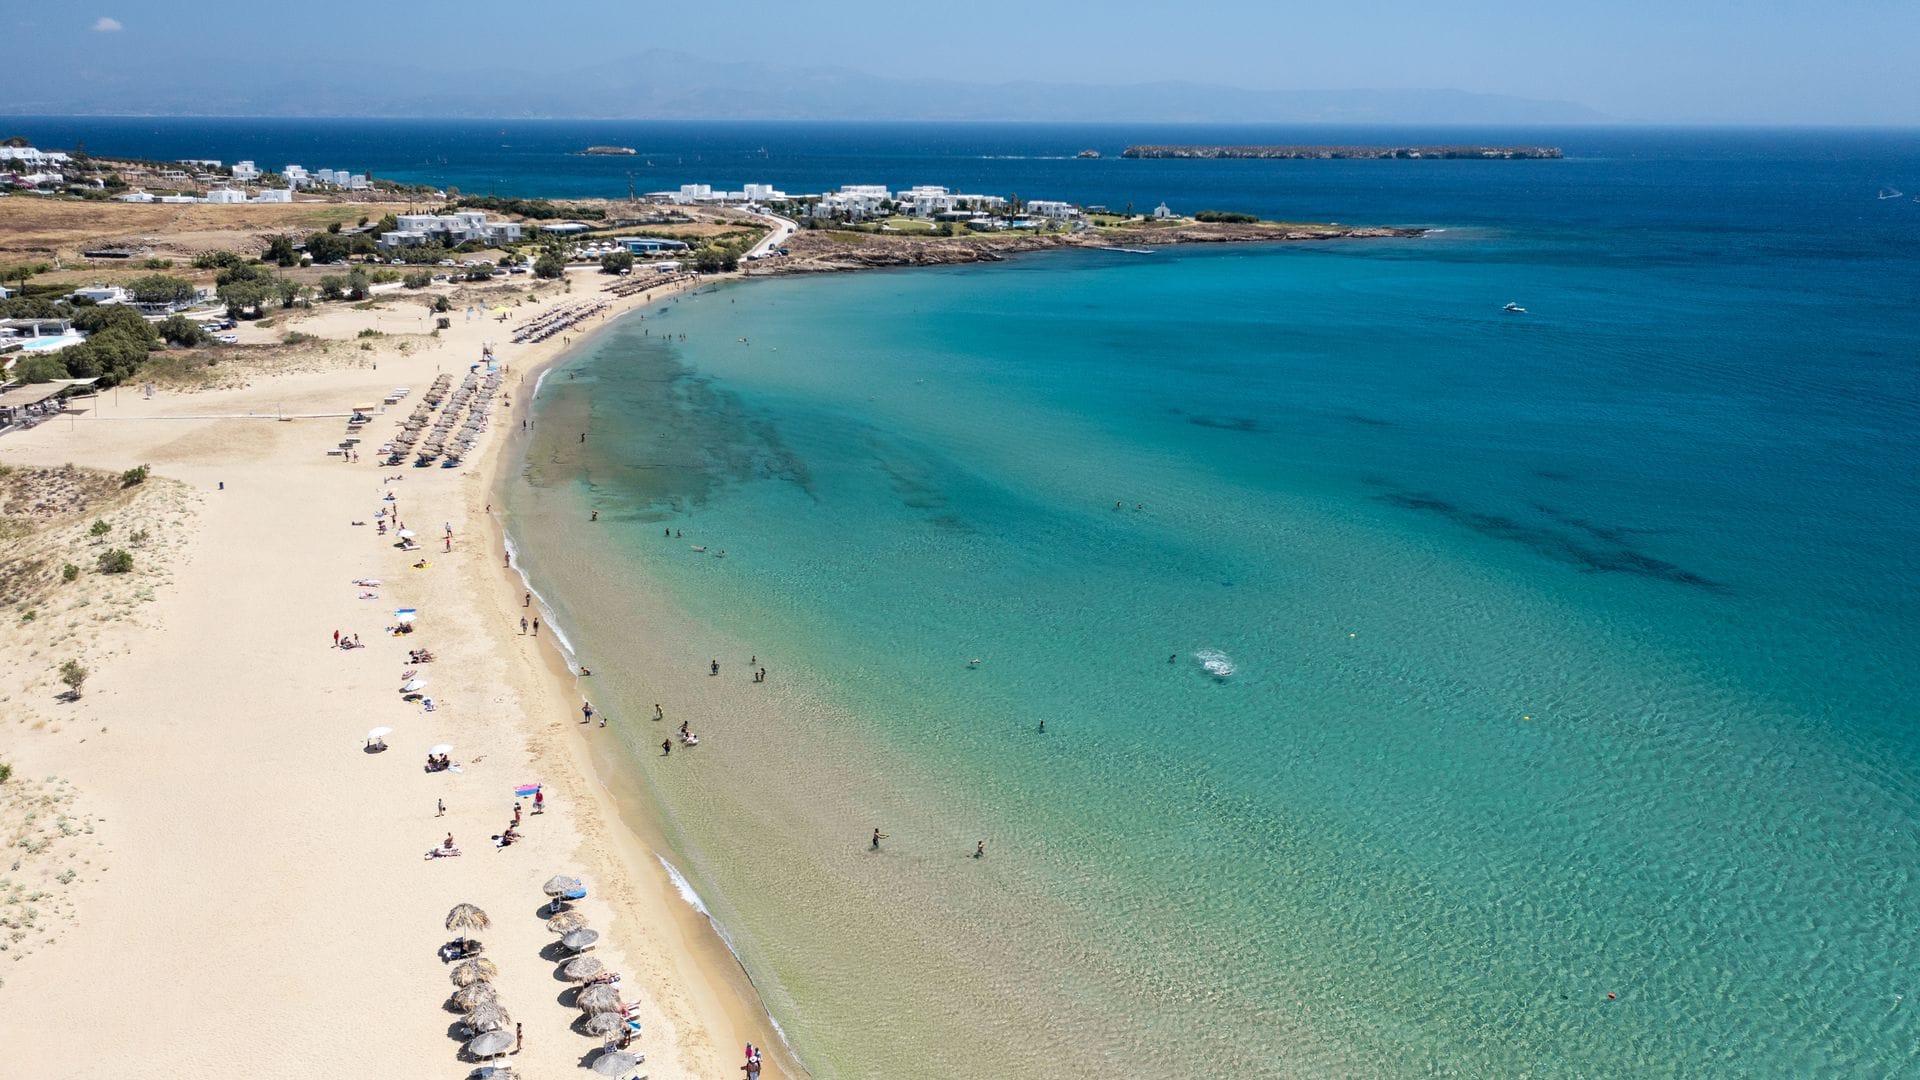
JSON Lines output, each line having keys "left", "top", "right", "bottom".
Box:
{"left": 600, "top": 249, "right": 635, "bottom": 275}
{"left": 59, "top": 659, "right": 89, "bottom": 697}
{"left": 317, "top": 274, "right": 347, "bottom": 301}
{"left": 12, "top": 354, "right": 68, "bottom": 382}
{"left": 403, "top": 270, "right": 433, "bottom": 289}
{"left": 127, "top": 274, "right": 196, "bottom": 306}
{"left": 305, "top": 231, "right": 351, "bottom": 264}
{"left": 192, "top": 250, "right": 246, "bottom": 270}
{"left": 265, "top": 234, "right": 298, "bottom": 267}
{"left": 346, "top": 267, "right": 371, "bottom": 300}
{"left": 219, "top": 279, "right": 273, "bottom": 319}
{"left": 533, "top": 252, "right": 566, "bottom": 279}
{"left": 156, "top": 314, "right": 206, "bottom": 346}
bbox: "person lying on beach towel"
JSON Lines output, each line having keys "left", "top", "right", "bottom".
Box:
{"left": 425, "top": 846, "right": 461, "bottom": 858}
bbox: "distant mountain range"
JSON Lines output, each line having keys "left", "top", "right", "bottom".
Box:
{"left": 5, "top": 49, "right": 1608, "bottom": 124}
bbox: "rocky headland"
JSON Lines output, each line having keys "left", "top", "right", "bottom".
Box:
{"left": 747, "top": 220, "right": 1425, "bottom": 275}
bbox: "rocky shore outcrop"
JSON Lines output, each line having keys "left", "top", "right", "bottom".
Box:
{"left": 746, "top": 221, "right": 1425, "bottom": 275}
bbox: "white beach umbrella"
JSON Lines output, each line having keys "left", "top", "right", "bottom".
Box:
{"left": 402, "top": 678, "right": 427, "bottom": 692}
{"left": 430, "top": 743, "right": 454, "bottom": 757}
{"left": 365, "top": 726, "right": 392, "bottom": 745}
{"left": 394, "top": 611, "right": 418, "bottom": 624}
{"left": 397, "top": 529, "right": 416, "bottom": 539}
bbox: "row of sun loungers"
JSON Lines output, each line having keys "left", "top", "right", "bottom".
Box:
{"left": 509, "top": 300, "right": 609, "bottom": 345}
{"left": 604, "top": 270, "right": 693, "bottom": 299}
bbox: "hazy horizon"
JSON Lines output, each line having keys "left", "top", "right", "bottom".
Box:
{"left": 10, "top": 1, "right": 1919, "bottom": 126}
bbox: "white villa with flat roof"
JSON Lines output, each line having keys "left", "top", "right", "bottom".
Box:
{"left": 377, "top": 211, "right": 522, "bottom": 252}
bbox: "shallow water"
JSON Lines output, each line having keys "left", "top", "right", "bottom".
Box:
{"left": 502, "top": 130, "right": 1920, "bottom": 1078}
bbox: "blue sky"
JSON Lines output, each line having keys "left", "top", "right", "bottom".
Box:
{"left": 15, "top": 0, "right": 1920, "bottom": 124}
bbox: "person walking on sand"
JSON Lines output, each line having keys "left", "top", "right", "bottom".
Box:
{"left": 532, "top": 618, "right": 540, "bottom": 637}
{"left": 871, "top": 828, "right": 887, "bottom": 851}
{"left": 533, "top": 788, "right": 544, "bottom": 813}
{"left": 333, "top": 629, "right": 340, "bottom": 648}
{"left": 520, "top": 616, "right": 528, "bottom": 635}
{"left": 513, "top": 803, "right": 522, "bottom": 826}
{"left": 524, "top": 591, "right": 531, "bottom": 607}
{"left": 514, "top": 1022, "right": 522, "bottom": 1054}
{"left": 437, "top": 797, "right": 445, "bottom": 817}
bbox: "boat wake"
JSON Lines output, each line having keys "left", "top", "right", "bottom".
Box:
{"left": 1193, "top": 648, "right": 1236, "bottom": 679}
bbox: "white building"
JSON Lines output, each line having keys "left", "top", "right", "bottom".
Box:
{"left": 1026, "top": 200, "right": 1080, "bottom": 220}
{"left": 0, "top": 147, "right": 72, "bottom": 170}
{"left": 283, "top": 165, "right": 310, "bottom": 187}
{"left": 377, "top": 211, "right": 522, "bottom": 252}
{"left": 347, "top": 173, "right": 371, "bottom": 190}
{"left": 205, "top": 187, "right": 246, "bottom": 204}
{"left": 69, "top": 285, "right": 132, "bottom": 305}
{"left": 1153, "top": 202, "right": 1174, "bottom": 219}
{"left": 251, "top": 188, "right": 292, "bottom": 204}
{"left": 116, "top": 190, "right": 156, "bottom": 203}
{"left": 232, "top": 160, "right": 260, "bottom": 181}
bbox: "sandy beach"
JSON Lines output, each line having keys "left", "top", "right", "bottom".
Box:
{"left": 0, "top": 267, "right": 794, "bottom": 1078}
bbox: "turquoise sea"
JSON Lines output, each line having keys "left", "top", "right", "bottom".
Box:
{"left": 485, "top": 128, "right": 1920, "bottom": 1077}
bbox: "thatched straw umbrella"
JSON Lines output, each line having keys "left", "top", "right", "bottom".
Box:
{"left": 591, "top": 1050, "right": 642, "bottom": 1076}
{"left": 466, "top": 1002, "right": 512, "bottom": 1034}
{"left": 543, "top": 875, "right": 583, "bottom": 897}
{"left": 450, "top": 957, "right": 499, "bottom": 987}
{"left": 451, "top": 982, "right": 499, "bottom": 1011}
{"left": 466, "top": 1029, "right": 514, "bottom": 1059}
{"left": 576, "top": 982, "right": 623, "bottom": 1013}
{"left": 446, "top": 903, "right": 492, "bottom": 934}
{"left": 581, "top": 1011, "right": 625, "bottom": 1037}
{"left": 562, "top": 928, "right": 600, "bottom": 952}
{"left": 561, "top": 955, "right": 604, "bottom": 982}
{"left": 546, "top": 910, "right": 589, "bottom": 934}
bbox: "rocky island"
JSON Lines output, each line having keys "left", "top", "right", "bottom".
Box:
{"left": 581, "top": 145, "right": 638, "bottom": 155}
{"left": 1122, "top": 144, "right": 1563, "bottom": 160}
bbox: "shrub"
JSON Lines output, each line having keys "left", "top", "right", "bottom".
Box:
{"left": 1193, "top": 210, "right": 1260, "bottom": 224}
{"left": 129, "top": 528, "right": 150, "bottom": 545}
{"left": 61, "top": 563, "right": 79, "bottom": 583}
{"left": 156, "top": 315, "right": 205, "bottom": 347}
{"left": 403, "top": 270, "right": 433, "bottom": 289}
{"left": 88, "top": 519, "right": 111, "bottom": 537}
{"left": 191, "top": 250, "right": 245, "bottom": 270}
{"left": 127, "top": 275, "right": 195, "bottom": 305}
{"left": 97, "top": 548, "right": 133, "bottom": 574}
{"left": 59, "top": 659, "right": 88, "bottom": 697}
{"left": 0, "top": 762, "right": 11, "bottom": 784}
{"left": 122, "top": 464, "right": 149, "bottom": 487}
{"left": 141, "top": 257, "right": 174, "bottom": 270}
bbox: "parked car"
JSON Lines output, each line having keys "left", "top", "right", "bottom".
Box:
{"left": 215, "top": 333, "right": 239, "bottom": 344}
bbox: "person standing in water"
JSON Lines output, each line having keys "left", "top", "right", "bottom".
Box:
{"left": 974, "top": 840, "right": 985, "bottom": 859}
{"left": 661, "top": 738, "right": 672, "bottom": 756}
{"left": 871, "top": 828, "right": 887, "bottom": 851}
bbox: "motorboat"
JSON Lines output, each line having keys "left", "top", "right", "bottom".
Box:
{"left": 1504, "top": 302, "right": 1528, "bottom": 314}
